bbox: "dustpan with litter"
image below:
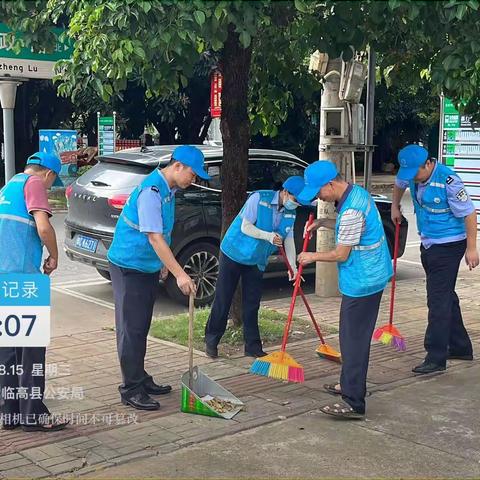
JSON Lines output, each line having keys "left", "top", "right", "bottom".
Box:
{"left": 181, "top": 294, "right": 244, "bottom": 419}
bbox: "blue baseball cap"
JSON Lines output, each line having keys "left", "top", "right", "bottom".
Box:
{"left": 282, "top": 175, "right": 305, "bottom": 198}
{"left": 297, "top": 160, "right": 338, "bottom": 205}
{"left": 397, "top": 145, "right": 428, "bottom": 181}
{"left": 172, "top": 145, "right": 210, "bottom": 180}
{"left": 27, "top": 152, "right": 63, "bottom": 187}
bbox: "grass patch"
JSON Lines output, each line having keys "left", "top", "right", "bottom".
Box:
{"left": 149, "top": 307, "right": 337, "bottom": 354}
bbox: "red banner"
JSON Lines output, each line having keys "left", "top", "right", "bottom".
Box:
{"left": 210, "top": 71, "right": 223, "bottom": 118}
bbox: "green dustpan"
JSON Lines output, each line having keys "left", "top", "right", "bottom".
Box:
{"left": 180, "top": 294, "right": 243, "bottom": 420}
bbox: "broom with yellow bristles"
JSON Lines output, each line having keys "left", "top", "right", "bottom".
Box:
{"left": 373, "top": 220, "right": 406, "bottom": 351}
{"left": 250, "top": 213, "right": 315, "bottom": 383}
{"left": 278, "top": 246, "right": 341, "bottom": 363}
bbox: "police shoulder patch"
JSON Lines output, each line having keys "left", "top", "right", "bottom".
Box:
{"left": 150, "top": 186, "right": 159, "bottom": 193}
{"left": 455, "top": 188, "right": 468, "bottom": 202}
{"left": 446, "top": 176, "right": 454, "bottom": 185}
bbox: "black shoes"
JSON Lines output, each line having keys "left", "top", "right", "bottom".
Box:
{"left": 121, "top": 391, "right": 160, "bottom": 411}
{"left": 143, "top": 378, "right": 172, "bottom": 395}
{"left": 205, "top": 344, "right": 219, "bottom": 359}
{"left": 245, "top": 350, "right": 268, "bottom": 358}
{"left": 412, "top": 361, "right": 446, "bottom": 374}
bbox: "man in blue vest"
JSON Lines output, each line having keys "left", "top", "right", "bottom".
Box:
{"left": 392, "top": 145, "right": 478, "bottom": 374}
{"left": 297, "top": 161, "right": 392, "bottom": 419}
{"left": 204, "top": 176, "right": 305, "bottom": 358}
{"left": 0, "top": 152, "right": 68, "bottom": 432}
{"left": 107, "top": 145, "right": 209, "bottom": 411}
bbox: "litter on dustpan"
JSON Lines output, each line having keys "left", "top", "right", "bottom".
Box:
{"left": 181, "top": 294, "right": 244, "bottom": 420}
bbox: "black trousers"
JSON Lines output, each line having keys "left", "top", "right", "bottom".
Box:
{"left": 0, "top": 346, "right": 50, "bottom": 426}
{"left": 204, "top": 253, "right": 264, "bottom": 354}
{"left": 109, "top": 262, "right": 160, "bottom": 397}
{"left": 420, "top": 239, "right": 472, "bottom": 366}
{"left": 340, "top": 290, "right": 383, "bottom": 414}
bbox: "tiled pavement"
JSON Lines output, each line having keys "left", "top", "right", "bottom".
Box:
{"left": 0, "top": 269, "right": 479, "bottom": 478}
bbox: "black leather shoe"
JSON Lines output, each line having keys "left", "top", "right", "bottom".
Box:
{"left": 448, "top": 353, "right": 473, "bottom": 361}
{"left": 121, "top": 392, "right": 160, "bottom": 410}
{"left": 205, "top": 344, "right": 219, "bottom": 359}
{"left": 245, "top": 350, "right": 268, "bottom": 358}
{"left": 412, "top": 361, "right": 446, "bottom": 374}
{"left": 143, "top": 378, "right": 172, "bottom": 395}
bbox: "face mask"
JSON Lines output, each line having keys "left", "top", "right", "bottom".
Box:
{"left": 284, "top": 198, "right": 299, "bottom": 210}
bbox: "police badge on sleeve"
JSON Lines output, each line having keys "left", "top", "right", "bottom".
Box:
{"left": 455, "top": 188, "right": 468, "bottom": 202}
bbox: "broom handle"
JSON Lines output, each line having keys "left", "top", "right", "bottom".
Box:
{"left": 279, "top": 245, "right": 326, "bottom": 345}
{"left": 280, "top": 213, "right": 315, "bottom": 353}
{"left": 188, "top": 293, "right": 195, "bottom": 390}
{"left": 388, "top": 220, "right": 401, "bottom": 327}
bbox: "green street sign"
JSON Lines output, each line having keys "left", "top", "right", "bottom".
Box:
{"left": 0, "top": 23, "right": 72, "bottom": 79}
{"left": 439, "top": 96, "right": 480, "bottom": 229}
{"left": 98, "top": 117, "right": 114, "bottom": 126}
{"left": 97, "top": 113, "right": 116, "bottom": 156}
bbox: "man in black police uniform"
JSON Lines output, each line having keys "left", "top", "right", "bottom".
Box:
{"left": 392, "top": 145, "right": 479, "bottom": 374}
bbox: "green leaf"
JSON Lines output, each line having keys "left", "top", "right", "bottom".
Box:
{"left": 214, "top": 5, "right": 223, "bottom": 20}
{"left": 239, "top": 30, "right": 251, "bottom": 49}
{"left": 211, "top": 38, "right": 223, "bottom": 51}
{"left": 456, "top": 4, "right": 467, "bottom": 20}
{"left": 194, "top": 10, "right": 206, "bottom": 26}
{"left": 134, "top": 46, "right": 146, "bottom": 60}
{"left": 294, "top": 0, "right": 308, "bottom": 13}
{"left": 142, "top": 2, "right": 152, "bottom": 14}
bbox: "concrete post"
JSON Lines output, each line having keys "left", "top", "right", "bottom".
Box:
{"left": 315, "top": 58, "right": 351, "bottom": 297}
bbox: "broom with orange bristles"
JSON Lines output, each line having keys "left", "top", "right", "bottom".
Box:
{"left": 373, "top": 220, "right": 406, "bottom": 351}
{"left": 249, "top": 213, "right": 315, "bottom": 383}
{"left": 278, "top": 246, "right": 341, "bottom": 363}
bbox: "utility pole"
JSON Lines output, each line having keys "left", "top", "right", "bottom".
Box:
{"left": 309, "top": 52, "right": 368, "bottom": 297}
{"left": 315, "top": 57, "right": 351, "bottom": 297}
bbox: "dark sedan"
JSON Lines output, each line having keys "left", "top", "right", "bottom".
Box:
{"left": 64, "top": 146, "right": 407, "bottom": 306}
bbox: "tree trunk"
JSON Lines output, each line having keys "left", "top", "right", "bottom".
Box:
{"left": 220, "top": 24, "right": 252, "bottom": 327}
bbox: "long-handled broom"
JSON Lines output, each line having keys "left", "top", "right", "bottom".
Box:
{"left": 278, "top": 246, "right": 341, "bottom": 363}
{"left": 249, "top": 213, "right": 315, "bottom": 383}
{"left": 372, "top": 220, "right": 406, "bottom": 351}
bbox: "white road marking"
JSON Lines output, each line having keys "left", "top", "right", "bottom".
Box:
{"left": 398, "top": 258, "right": 423, "bottom": 266}
{"left": 52, "top": 286, "right": 115, "bottom": 310}
{"left": 52, "top": 277, "right": 109, "bottom": 287}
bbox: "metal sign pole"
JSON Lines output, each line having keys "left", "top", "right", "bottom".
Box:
{"left": 363, "top": 47, "right": 376, "bottom": 192}
{"left": 113, "top": 111, "right": 116, "bottom": 153}
{"left": 0, "top": 80, "right": 22, "bottom": 183}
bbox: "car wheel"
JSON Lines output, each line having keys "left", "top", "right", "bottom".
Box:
{"left": 96, "top": 268, "right": 111, "bottom": 281}
{"left": 165, "top": 242, "right": 220, "bottom": 307}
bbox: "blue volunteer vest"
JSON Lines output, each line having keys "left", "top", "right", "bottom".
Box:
{"left": 336, "top": 185, "right": 393, "bottom": 297}
{"left": 408, "top": 164, "right": 465, "bottom": 239}
{"left": 221, "top": 190, "right": 296, "bottom": 271}
{"left": 0, "top": 173, "right": 43, "bottom": 273}
{"left": 107, "top": 169, "right": 175, "bottom": 273}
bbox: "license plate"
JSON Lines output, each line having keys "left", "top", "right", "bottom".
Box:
{"left": 75, "top": 235, "right": 99, "bottom": 253}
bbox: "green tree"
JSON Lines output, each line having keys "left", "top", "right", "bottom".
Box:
{"left": 4, "top": 0, "right": 480, "bottom": 324}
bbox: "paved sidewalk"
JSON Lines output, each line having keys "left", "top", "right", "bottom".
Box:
{"left": 0, "top": 267, "right": 479, "bottom": 478}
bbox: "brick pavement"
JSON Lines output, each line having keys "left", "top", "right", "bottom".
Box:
{"left": 0, "top": 268, "right": 479, "bottom": 478}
